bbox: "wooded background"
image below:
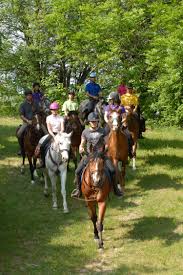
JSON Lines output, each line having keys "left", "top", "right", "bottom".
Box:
{"left": 0, "top": 0, "right": 183, "bottom": 126}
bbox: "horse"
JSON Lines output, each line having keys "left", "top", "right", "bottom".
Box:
{"left": 64, "top": 111, "right": 83, "bottom": 169}
{"left": 43, "top": 132, "right": 72, "bottom": 212}
{"left": 94, "top": 97, "right": 107, "bottom": 127}
{"left": 125, "top": 109, "right": 139, "bottom": 170}
{"left": 81, "top": 151, "right": 111, "bottom": 249}
{"left": 106, "top": 110, "right": 128, "bottom": 193}
{"left": 18, "top": 114, "right": 46, "bottom": 184}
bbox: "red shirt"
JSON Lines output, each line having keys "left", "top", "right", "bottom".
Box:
{"left": 117, "top": 84, "right": 127, "bottom": 96}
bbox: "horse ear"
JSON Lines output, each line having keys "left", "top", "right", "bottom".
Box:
{"left": 65, "top": 131, "right": 73, "bottom": 138}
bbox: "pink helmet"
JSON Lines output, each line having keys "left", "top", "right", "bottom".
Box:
{"left": 49, "top": 102, "right": 60, "bottom": 110}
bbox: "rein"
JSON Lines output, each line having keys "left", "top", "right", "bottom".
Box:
{"left": 48, "top": 145, "right": 70, "bottom": 168}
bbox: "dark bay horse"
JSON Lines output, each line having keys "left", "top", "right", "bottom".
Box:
{"left": 20, "top": 114, "right": 46, "bottom": 183}
{"left": 65, "top": 111, "right": 83, "bottom": 169}
{"left": 106, "top": 110, "right": 128, "bottom": 193}
{"left": 125, "top": 109, "right": 139, "bottom": 170}
{"left": 81, "top": 151, "right": 111, "bottom": 249}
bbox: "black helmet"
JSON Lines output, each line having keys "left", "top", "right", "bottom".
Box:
{"left": 68, "top": 90, "right": 75, "bottom": 95}
{"left": 88, "top": 112, "right": 99, "bottom": 122}
{"left": 32, "top": 82, "right": 40, "bottom": 88}
{"left": 24, "top": 88, "right": 32, "bottom": 96}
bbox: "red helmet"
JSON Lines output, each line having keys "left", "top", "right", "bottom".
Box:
{"left": 49, "top": 102, "right": 60, "bottom": 110}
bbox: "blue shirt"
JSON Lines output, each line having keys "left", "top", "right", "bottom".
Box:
{"left": 32, "top": 91, "right": 43, "bottom": 103}
{"left": 85, "top": 81, "right": 101, "bottom": 97}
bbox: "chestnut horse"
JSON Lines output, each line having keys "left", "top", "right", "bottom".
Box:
{"left": 106, "top": 110, "right": 128, "bottom": 193}
{"left": 81, "top": 151, "right": 111, "bottom": 249}
{"left": 65, "top": 111, "right": 83, "bottom": 169}
{"left": 125, "top": 109, "right": 139, "bottom": 170}
{"left": 20, "top": 114, "right": 46, "bottom": 183}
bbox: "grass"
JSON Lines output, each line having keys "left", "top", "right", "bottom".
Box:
{"left": 0, "top": 117, "right": 183, "bottom": 274}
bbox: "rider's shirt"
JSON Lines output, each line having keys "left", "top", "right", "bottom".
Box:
{"left": 117, "top": 84, "right": 127, "bottom": 96}
{"left": 85, "top": 81, "right": 101, "bottom": 97}
{"left": 121, "top": 93, "right": 138, "bottom": 107}
{"left": 19, "top": 100, "right": 40, "bottom": 120}
{"left": 32, "top": 91, "right": 43, "bottom": 104}
{"left": 82, "top": 127, "right": 108, "bottom": 154}
{"left": 46, "top": 114, "right": 64, "bottom": 133}
{"left": 62, "top": 99, "right": 78, "bottom": 114}
{"left": 105, "top": 104, "right": 126, "bottom": 115}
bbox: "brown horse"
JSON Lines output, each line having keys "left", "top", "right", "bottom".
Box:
{"left": 65, "top": 111, "right": 83, "bottom": 169}
{"left": 126, "top": 109, "right": 139, "bottom": 170}
{"left": 81, "top": 151, "right": 111, "bottom": 249}
{"left": 19, "top": 114, "right": 46, "bottom": 183}
{"left": 106, "top": 110, "right": 128, "bottom": 193}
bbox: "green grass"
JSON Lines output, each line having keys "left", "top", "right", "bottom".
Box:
{"left": 0, "top": 117, "right": 183, "bottom": 274}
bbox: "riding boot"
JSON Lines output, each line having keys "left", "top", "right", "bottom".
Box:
{"left": 17, "top": 136, "right": 24, "bottom": 156}
{"left": 37, "top": 146, "right": 45, "bottom": 168}
{"left": 71, "top": 175, "right": 82, "bottom": 198}
{"left": 112, "top": 175, "right": 123, "bottom": 197}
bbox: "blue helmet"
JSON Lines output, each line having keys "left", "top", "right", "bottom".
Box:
{"left": 88, "top": 112, "right": 99, "bottom": 122}
{"left": 89, "top": 72, "right": 97, "bottom": 78}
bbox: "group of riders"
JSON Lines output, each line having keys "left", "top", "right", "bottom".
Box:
{"left": 16, "top": 72, "right": 146, "bottom": 199}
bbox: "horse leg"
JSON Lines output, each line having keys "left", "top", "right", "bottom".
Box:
{"left": 48, "top": 170, "right": 58, "bottom": 209}
{"left": 33, "top": 157, "right": 38, "bottom": 178}
{"left": 27, "top": 155, "right": 35, "bottom": 184}
{"left": 132, "top": 142, "right": 137, "bottom": 170}
{"left": 60, "top": 164, "right": 69, "bottom": 213}
{"left": 20, "top": 152, "right": 26, "bottom": 174}
{"left": 73, "top": 147, "right": 77, "bottom": 170}
{"left": 43, "top": 170, "right": 49, "bottom": 197}
{"left": 97, "top": 201, "right": 106, "bottom": 249}
{"left": 87, "top": 201, "right": 99, "bottom": 241}
{"left": 121, "top": 161, "right": 126, "bottom": 193}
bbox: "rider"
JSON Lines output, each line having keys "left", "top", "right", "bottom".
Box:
{"left": 104, "top": 92, "right": 133, "bottom": 158}
{"left": 117, "top": 80, "right": 127, "bottom": 96}
{"left": 35, "top": 102, "right": 64, "bottom": 167}
{"left": 121, "top": 86, "right": 139, "bottom": 113}
{"left": 85, "top": 72, "right": 102, "bottom": 113}
{"left": 71, "top": 112, "right": 123, "bottom": 198}
{"left": 17, "top": 89, "right": 42, "bottom": 155}
{"left": 62, "top": 90, "right": 79, "bottom": 116}
{"left": 32, "top": 82, "right": 44, "bottom": 104}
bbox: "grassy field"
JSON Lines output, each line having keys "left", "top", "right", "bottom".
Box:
{"left": 0, "top": 117, "right": 183, "bottom": 275}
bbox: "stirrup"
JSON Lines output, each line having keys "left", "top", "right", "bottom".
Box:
{"left": 71, "top": 188, "right": 82, "bottom": 198}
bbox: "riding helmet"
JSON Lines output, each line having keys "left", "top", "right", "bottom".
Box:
{"left": 88, "top": 112, "right": 99, "bottom": 122}
{"left": 89, "top": 72, "right": 97, "bottom": 78}
{"left": 24, "top": 88, "right": 32, "bottom": 96}
{"left": 49, "top": 102, "right": 60, "bottom": 110}
{"left": 108, "top": 92, "right": 120, "bottom": 102}
{"left": 68, "top": 90, "right": 75, "bottom": 95}
{"left": 32, "top": 82, "right": 40, "bottom": 88}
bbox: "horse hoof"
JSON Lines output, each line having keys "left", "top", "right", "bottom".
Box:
{"left": 53, "top": 206, "right": 58, "bottom": 210}
{"left": 33, "top": 170, "right": 38, "bottom": 178}
{"left": 63, "top": 208, "right": 69, "bottom": 214}
{"left": 98, "top": 246, "right": 104, "bottom": 251}
{"left": 31, "top": 180, "right": 35, "bottom": 185}
{"left": 94, "top": 236, "right": 99, "bottom": 242}
{"left": 132, "top": 167, "right": 137, "bottom": 171}
{"left": 20, "top": 168, "right": 24, "bottom": 174}
{"left": 44, "top": 191, "right": 49, "bottom": 197}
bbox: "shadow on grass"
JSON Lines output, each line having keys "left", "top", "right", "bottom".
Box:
{"left": 139, "top": 137, "right": 183, "bottom": 150}
{"left": 0, "top": 124, "right": 19, "bottom": 160}
{"left": 123, "top": 216, "right": 183, "bottom": 246}
{"left": 144, "top": 154, "right": 183, "bottom": 169}
{"left": 137, "top": 174, "right": 183, "bottom": 191}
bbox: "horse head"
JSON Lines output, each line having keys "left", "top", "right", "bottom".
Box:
{"left": 89, "top": 151, "right": 105, "bottom": 188}
{"left": 108, "top": 110, "right": 121, "bottom": 131}
{"left": 54, "top": 132, "right": 72, "bottom": 162}
{"left": 32, "top": 113, "right": 43, "bottom": 132}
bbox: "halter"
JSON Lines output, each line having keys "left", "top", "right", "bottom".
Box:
{"left": 48, "top": 144, "right": 70, "bottom": 169}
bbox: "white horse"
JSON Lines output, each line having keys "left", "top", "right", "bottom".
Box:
{"left": 43, "top": 132, "right": 72, "bottom": 212}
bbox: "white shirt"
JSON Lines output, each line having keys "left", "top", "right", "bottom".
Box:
{"left": 46, "top": 114, "right": 64, "bottom": 133}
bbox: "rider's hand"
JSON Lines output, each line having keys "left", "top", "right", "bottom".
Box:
{"left": 79, "top": 146, "right": 85, "bottom": 154}
{"left": 27, "top": 120, "right": 32, "bottom": 125}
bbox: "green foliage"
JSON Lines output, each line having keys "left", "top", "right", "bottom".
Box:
{"left": 0, "top": 0, "right": 183, "bottom": 125}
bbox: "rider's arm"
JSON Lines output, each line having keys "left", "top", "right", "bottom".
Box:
{"left": 104, "top": 111, "right": 109, "bottom": 123}
{"left": 20, "top": 115, "right": 30, "bottom": 124}
{"left": 47, "top": 122, "right": 55, "bottom": 139}
{"left": 79, "top": 137, "right": 86, "bottom": 154}
{"left": 60, "top": 118, "right": 64, "bottom": 132}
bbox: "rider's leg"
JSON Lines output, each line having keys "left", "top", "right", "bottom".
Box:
{"left": 105, "top": 158, "right": 123, "bottom": 197}
{"left": 35, "top": 134, "right": 51, "bottom": 168}
{"left": 17, "top": 123, "right": 28, "bottom": 156}
{"left": 122, "top": 126, "right": 133, "bottom": 158}
{"left": 71, "top": 156, "right": 88, "bottom": 198}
